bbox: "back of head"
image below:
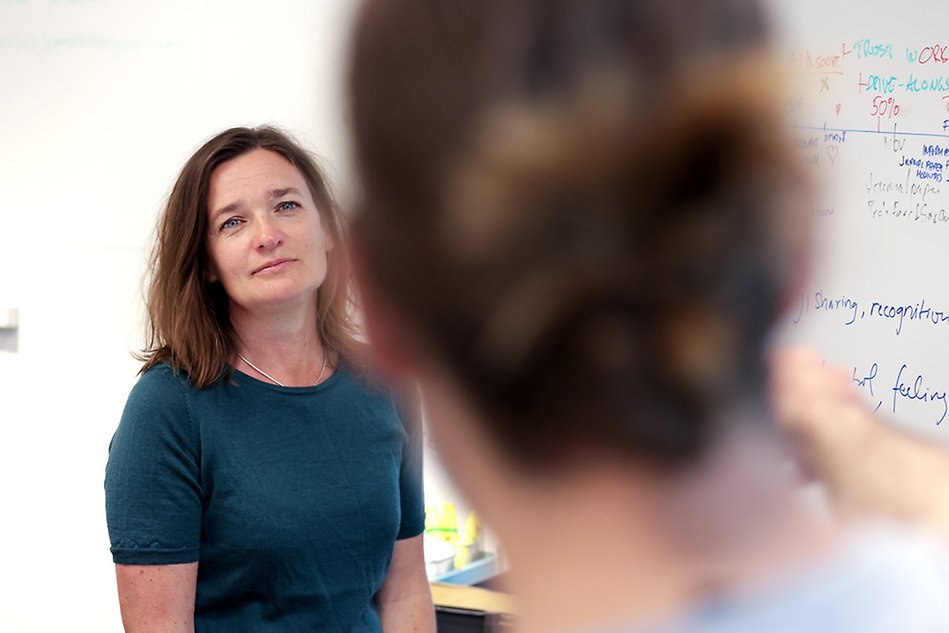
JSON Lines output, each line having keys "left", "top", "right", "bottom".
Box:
{"left": 349, "top": 0, "right": 808, "bottom": 470}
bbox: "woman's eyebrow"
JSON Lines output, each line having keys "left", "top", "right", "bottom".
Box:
{"left": 268, "top": 187, "right": 302, "bottom": 199}
{"left": 211, "top": 187, "right": 302, "bottom": 220}
{"left": 211, "top": 199, "right": 245, "bottom": 221}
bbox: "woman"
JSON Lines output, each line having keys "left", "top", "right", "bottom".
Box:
{"left": 346, "top": 1, "right": 949, "bottom": 631}
{"left": 105, "top": 126, "right": 434, "bottom": 632}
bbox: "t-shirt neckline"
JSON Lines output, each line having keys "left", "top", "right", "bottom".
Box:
{"left": 228, "top": 363, "right": 344, "bottom": 393}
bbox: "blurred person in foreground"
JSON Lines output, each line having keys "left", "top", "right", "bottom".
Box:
{"left": 346, "top": 0, "right": 949, "bottom": 631}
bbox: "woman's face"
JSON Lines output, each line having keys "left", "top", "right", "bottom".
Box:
{"left": 205, "top": 148, "right": 333, "bottom": 314}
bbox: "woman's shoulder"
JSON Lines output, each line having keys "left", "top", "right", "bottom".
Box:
{"left": 637, "top": 526, "right": 949, "bottom": 633}
{"left": 338, "top": 364, "right": 422, "bottom": 432}
{"left": 122, "top": 363, "right": 200, "bottom": 422}
{"left": 132, "top": 362, "right": 196, "bottom": 396}
{"left": 111, "top": 365, "right": 201, "bottom": 457}
{"left": 335, "top": 347, "right": 389, "bottom": 395}
{"left": 739, "top": 526, "right": 949, "bottom": 630}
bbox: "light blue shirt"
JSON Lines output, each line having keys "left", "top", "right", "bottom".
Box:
{"left": 595, "top": 527, "right": 949, "bottom": 632}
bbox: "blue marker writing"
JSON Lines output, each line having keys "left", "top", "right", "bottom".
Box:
{"left": 892, "top": 364, "right": 949, "bottom": 425}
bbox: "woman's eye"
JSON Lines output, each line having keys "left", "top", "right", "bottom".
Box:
{"left": 220, "top": 217, "right": 242, "bottom": 231}
{"left": 277, "top": 201, "right": 300, "bottom": 212}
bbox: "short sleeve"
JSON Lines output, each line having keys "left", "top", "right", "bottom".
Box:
{"left": 105, "top": 366, "right": 203, "bottom": 564}
{"left": 395, "top": 390, "right": 426, "bottom": 540}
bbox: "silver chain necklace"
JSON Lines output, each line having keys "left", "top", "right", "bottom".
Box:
{"left": 238, "top": 351, "right": 327, "bottom": 387}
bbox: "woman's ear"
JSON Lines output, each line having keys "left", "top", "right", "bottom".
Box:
{"left": 350, "top": 236, "right": 418, "bottom": 382}
{"left": 321, "top": 214, "right": 335, "bottom": 252}
{"left": 774, "top": 185, "right": 815, "bottom": 324}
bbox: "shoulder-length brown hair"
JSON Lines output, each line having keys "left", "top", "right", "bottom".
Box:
{"left": 138, "top": 126, "right": 359, "bottom": 388}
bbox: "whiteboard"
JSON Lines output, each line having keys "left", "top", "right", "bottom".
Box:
{"left": 766, "top": 0, "right": 949, "bottom": 439}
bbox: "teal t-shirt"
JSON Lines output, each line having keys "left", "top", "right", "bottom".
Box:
{"left": 105, "top": 363, "right": 425, "bottom": 632}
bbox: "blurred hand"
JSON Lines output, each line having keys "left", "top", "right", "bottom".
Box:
{"left": 769, "top": 347, "right": 874, "bottom": 485}
{"left": 771, "top": 347, "right": 949, "bottom": 537}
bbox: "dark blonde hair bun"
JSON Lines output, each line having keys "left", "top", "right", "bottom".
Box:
{"left": 351, "top": 0, "right": 808, "bottom": 468}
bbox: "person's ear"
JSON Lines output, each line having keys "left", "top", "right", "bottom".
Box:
{"left": 320, "top": 214, "right": 334, "bottom": 252}
{"left": 775, "top": 178, "right": 816, "bottom": 323}
{"left": 350, "top": 237, "right": 418, "bottom": 381}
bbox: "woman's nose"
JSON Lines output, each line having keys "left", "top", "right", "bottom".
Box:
{"left": 256, "top": 216, "right": 284, "bottom": 250}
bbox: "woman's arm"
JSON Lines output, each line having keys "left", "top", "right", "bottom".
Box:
{"left": 772, "top": 347, "right": 949, "bottom": 538}
{"left": 115, "top": 562, "right": 198, "bottom": 633}
{"left": 376, "top": 534, "right": 436, "bottom": 633}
